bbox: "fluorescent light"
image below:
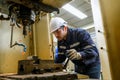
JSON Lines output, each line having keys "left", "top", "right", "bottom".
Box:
{"left": 62, "top": 4, "right": 87, "bottom": 19}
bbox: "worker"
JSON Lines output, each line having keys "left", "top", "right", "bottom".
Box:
{"left": 50, "top": 17, "right": 101, "bottom": 79}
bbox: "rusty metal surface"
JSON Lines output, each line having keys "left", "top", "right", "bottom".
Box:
{"left": 0, "top": 72, "right": 78, "bottom": 80}
{"left": 18, "top": 60, "right": 63, "bottom": 74}
{"left": 0, "top": 60, "right": 78, "bottom": 80}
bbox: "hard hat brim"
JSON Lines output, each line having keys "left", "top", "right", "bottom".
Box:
{"left": 50, "top": 27, "right": 60, "bottom": 33}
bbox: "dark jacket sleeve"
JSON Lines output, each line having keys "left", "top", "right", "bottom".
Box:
{"left": 73, "top": 30, "right": 99, "bottom": 65}
{"left": 54, "top": 46, "right": 66, "bottom": 63}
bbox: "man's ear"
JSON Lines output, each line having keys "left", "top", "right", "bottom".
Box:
{"left": 64, "top": 26, "right": 68, "bottom": 31}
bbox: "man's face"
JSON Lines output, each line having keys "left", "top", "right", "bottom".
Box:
{"left": 53, "top": 27, "right": 66, "bottom": 41}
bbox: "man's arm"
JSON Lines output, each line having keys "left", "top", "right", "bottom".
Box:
{"left": 74, "top": 29, "right": 99, "bottom": 65}
{"left": 54, "top": 47, "right": 66, "bottom": 63}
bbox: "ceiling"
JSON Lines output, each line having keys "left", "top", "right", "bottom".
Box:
{"left": 53, "top": 0, "right": 93, "bottom": 28}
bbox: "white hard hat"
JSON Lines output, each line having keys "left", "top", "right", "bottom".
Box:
{"left": 50, "top": 17, "right": 67, "bottom": 33}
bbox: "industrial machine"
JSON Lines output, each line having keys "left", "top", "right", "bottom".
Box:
{"left": 0, "top": 56, "right": 78, "bottom": 80}
{"left": 18, "top": 56, "right": 63, "bottom": 74}
{"left": 0, "top": 0, "right": 80, "bottom": 80}
{"left": 17, "top": 56, "right": 78, "bottom": 80}
{"left": 0, "top": 0, "right": 71, "bottom": 36}
{"left": 0, "top": 0, "right": 72, "bottom": 53}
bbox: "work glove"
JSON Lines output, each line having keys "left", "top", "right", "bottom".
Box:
{"left": 66, "top": 49, "right": 82, "bottom": 60}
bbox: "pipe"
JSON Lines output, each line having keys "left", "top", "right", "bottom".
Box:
{"left": 10, "top": 23, "right": 27, "bottom": 53}
{"left": 14, "top": 42, "right": 27, "bottom": 52}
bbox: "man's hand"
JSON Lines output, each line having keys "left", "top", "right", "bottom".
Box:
{"left": 66, "top": 49, "right": 82, "bottom": 60}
